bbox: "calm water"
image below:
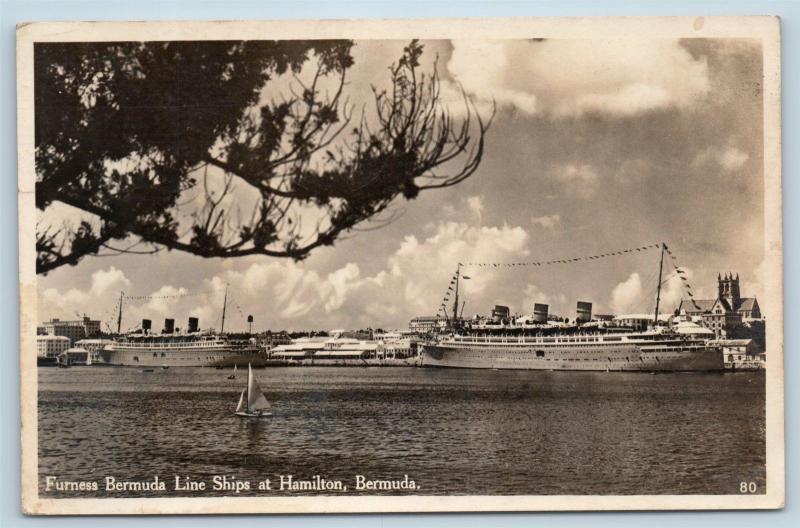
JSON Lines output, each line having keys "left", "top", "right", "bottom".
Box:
{"left": 38, "top": 367, "right": 765, "bottom": 497}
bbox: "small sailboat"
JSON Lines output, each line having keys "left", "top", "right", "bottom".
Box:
{"left": 227, "top": 364, "right": 237, "bottom": 380}
{"left": 234, "top": 364, "right": 272, "bottom": 418}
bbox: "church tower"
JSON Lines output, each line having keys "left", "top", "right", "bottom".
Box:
{"left": 717, "top": 272, "right": 741, "bottom": 310}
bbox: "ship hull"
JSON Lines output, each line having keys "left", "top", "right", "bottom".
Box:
{"left": 422, "top": 342, "right": 723, "bottom": 371}
{"left": 101, "top": 348, "right": 266, "bottom": 368}
{"left": 263, "top": 357, "right": 421, "bottom": 367}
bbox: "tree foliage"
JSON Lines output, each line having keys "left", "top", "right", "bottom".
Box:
{"left": 35, "top": 40, "right": 492, "bottom": 274}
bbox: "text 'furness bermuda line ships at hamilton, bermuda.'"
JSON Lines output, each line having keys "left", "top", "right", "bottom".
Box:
{"left": 36, "top": 242, "right": 766, "bottom": 372}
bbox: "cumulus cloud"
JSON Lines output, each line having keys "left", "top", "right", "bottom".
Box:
{"left": 610, "top": 272, "right": 643, "bottom": 314}
{"left": 693, "top": 145, "right": 749, "bottom": 171}
{"left": 197, "top": 215, "right": 529, "bottom": 329}
{"left": 143, "top": 285, "right": 189, "bottom": 316}
{"left": 387, "top": 219, "right": 529, "bottom": 314}
{"left": 660, "top": 272, "right": 692, "bottom": 314}
{"left": 443, "top": 40, "right": 538, "bottom": 115}
{"left": 552, "top": 163, "right": 599, "bottom": 199}
{"left": 41, "top": 266, "right": 131, "bottom": 324}
{"left": 445, "top": 39, "right": 709, "bottom": 117}
{"left": 38, "top": 198, "right": 532, "bottom": 331}
{"left": 609, "top": 267, "right": 696, "bottom": 317}
{"left": 89, "top": 266, "right": 131, "bottom": 297}
{"left": 39, "top": 267, "right": 216, "bottom": 333}
{"left": 467, "top": 195, "right": 484, "bottom": 222}
{"left": 719, "top": 147, "right": 749, "bottom": 171}
{"left": 531, "top": 214, "right": 561, "bottom": 229}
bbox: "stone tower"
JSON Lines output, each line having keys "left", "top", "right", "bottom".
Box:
{"left": 717, "top": 272, "right": 741, "bottom": 310}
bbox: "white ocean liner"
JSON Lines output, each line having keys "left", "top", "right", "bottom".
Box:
{"left": 421, "top": 243, "right": 724, "bottom": 371}
{"left": 102, "top": 333, "right": 265, "bottom": 368}
{"left": 101, "top": 286, "right": 265, "bottom": 367}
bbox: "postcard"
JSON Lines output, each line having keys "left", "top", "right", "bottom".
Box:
{"left": 17, "top": 16, "right": 783, "bottom": 514}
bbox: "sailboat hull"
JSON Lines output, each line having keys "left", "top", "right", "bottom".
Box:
{"left": 234, "top": 411, "right": 272, "bottom": 418}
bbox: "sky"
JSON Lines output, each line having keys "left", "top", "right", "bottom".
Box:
{"left": 37, "top": 38, "right": 766, "bottom": 333}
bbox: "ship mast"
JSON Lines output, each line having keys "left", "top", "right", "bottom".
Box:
{"left": 116, "top": 291, "right": 124, "bottom": 334}
{"left": 452, "top": 264, "right": 461, "bottom": 329}
{"left": 220, "top": 285, "right": 228, "bottom": 334}
{"left": 653, "top": 242, "right": 666, "bottom": 327}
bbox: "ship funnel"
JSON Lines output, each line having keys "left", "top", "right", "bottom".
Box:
{"left": 187, "top": 317, "right": 199, "bottom": 333}
{"left": 533, "top": 303, "right": 549, "bottom": 323}
{"left": 576, "top": 301, "right": 592, "bottom": 323}
{"left": 163, "top": 318, "right": 175, "bottom": 334}
{"left": 141, "top": 319, "right": 152, "bottom": 334}
{"left": 491, "top": 305, "right": 510, "bottom": 322}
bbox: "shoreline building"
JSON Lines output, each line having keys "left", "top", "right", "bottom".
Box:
{"left": 708, "top": 338, "right": 764, "bottom": 370}
{"left": 39, "top": 316, "right": 102, "bottom": 345}
{"left": 270, "top": 336, "right": 421, "bottom": 365}
{"left": 409, "top": 315, "right": 449, "bottom": 334}
{"left": 36, "top": 335, "right": 70, "bottom": 362}
{"left": 75, "top": 338, "right": 116, "bottom": 365}
{"left": 677, "top": 273, "right": 762, "bottom": 338}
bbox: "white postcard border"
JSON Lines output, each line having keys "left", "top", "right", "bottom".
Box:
{"left": 17, "top": 16, "right": 784, "bottom": 514}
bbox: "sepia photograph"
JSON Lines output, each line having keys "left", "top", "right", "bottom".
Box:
{"left": 16, "top": 16, "right": 783, "bottom": 514}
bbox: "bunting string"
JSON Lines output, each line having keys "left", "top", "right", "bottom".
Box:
{"left": 663, "top": 245, "right": 702, "bottom": 311}
{"left": 459, "top": 243, "right": 662, "bottom": 268}
{"left": 123, "top": 287, "right": 226, "bottom": 301}
{"left": 436, "top": 242, "right": 701, "bottom": 318}
{"left": 436, "top": 270, "right": 461, "bottom": 318}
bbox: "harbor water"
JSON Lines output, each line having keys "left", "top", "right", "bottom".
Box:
{"left": 38, "top": 367, "right": 766, "bottom": 497}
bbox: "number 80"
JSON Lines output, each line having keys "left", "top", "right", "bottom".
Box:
{"left": 739, "top": 481, "right": 757, "bottom": 493}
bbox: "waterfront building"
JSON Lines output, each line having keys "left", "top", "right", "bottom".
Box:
{"left": 271, "top": 337, "right": 377, "bottom": 361}
{"left": 255, "top": 331, "right": 292, "bottom": 350}
{"left": 75, "top": 338, "right": 115, "bottom": 364}
{"left": 36, "top": 335, "right": 71, "bottom": 359}
{"left": 678, "top": 273, "right": 761, "bottom": 338}
{"left": 709, "top": 338, "right": 764, "bottom": 370}
{"left": 380, "top": 337, "right": 421, "bottom": 360}
{"left": 269, "top": 336, "right": 421, "bottom": 364}
{"left": 59, "top": 347, "right": 90, "bottom": 366}
{"left": 41, "top": 316, "right": 102, "bottom": 345}
{"left": 409, "top": 315, "right": 448, "bottom": 334}
{"left": 373, "top": 331, "right": 403, "bottom": 341}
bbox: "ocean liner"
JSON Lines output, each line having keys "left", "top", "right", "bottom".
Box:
{"left": 421, "top": 243, "right": 724, "bottom": 371}
{"left": 102, "top": 331, "right": 265, "bottom": 368}
{"left": 102, "top": 288, "right": 265, "bottom": 367}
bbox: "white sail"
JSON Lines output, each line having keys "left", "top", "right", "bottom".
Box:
{"left": 246, "top": 364, "right": 270, "bottom": 411}
{"left": 235, "top": 389, "right": 246, "bottom": 412}
{"left": 233, "top": 364, "right": 237, "bottom": 372}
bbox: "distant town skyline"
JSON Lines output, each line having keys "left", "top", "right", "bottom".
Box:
{"left": 37, "top": 38, "right": 766, "bottom": 333}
